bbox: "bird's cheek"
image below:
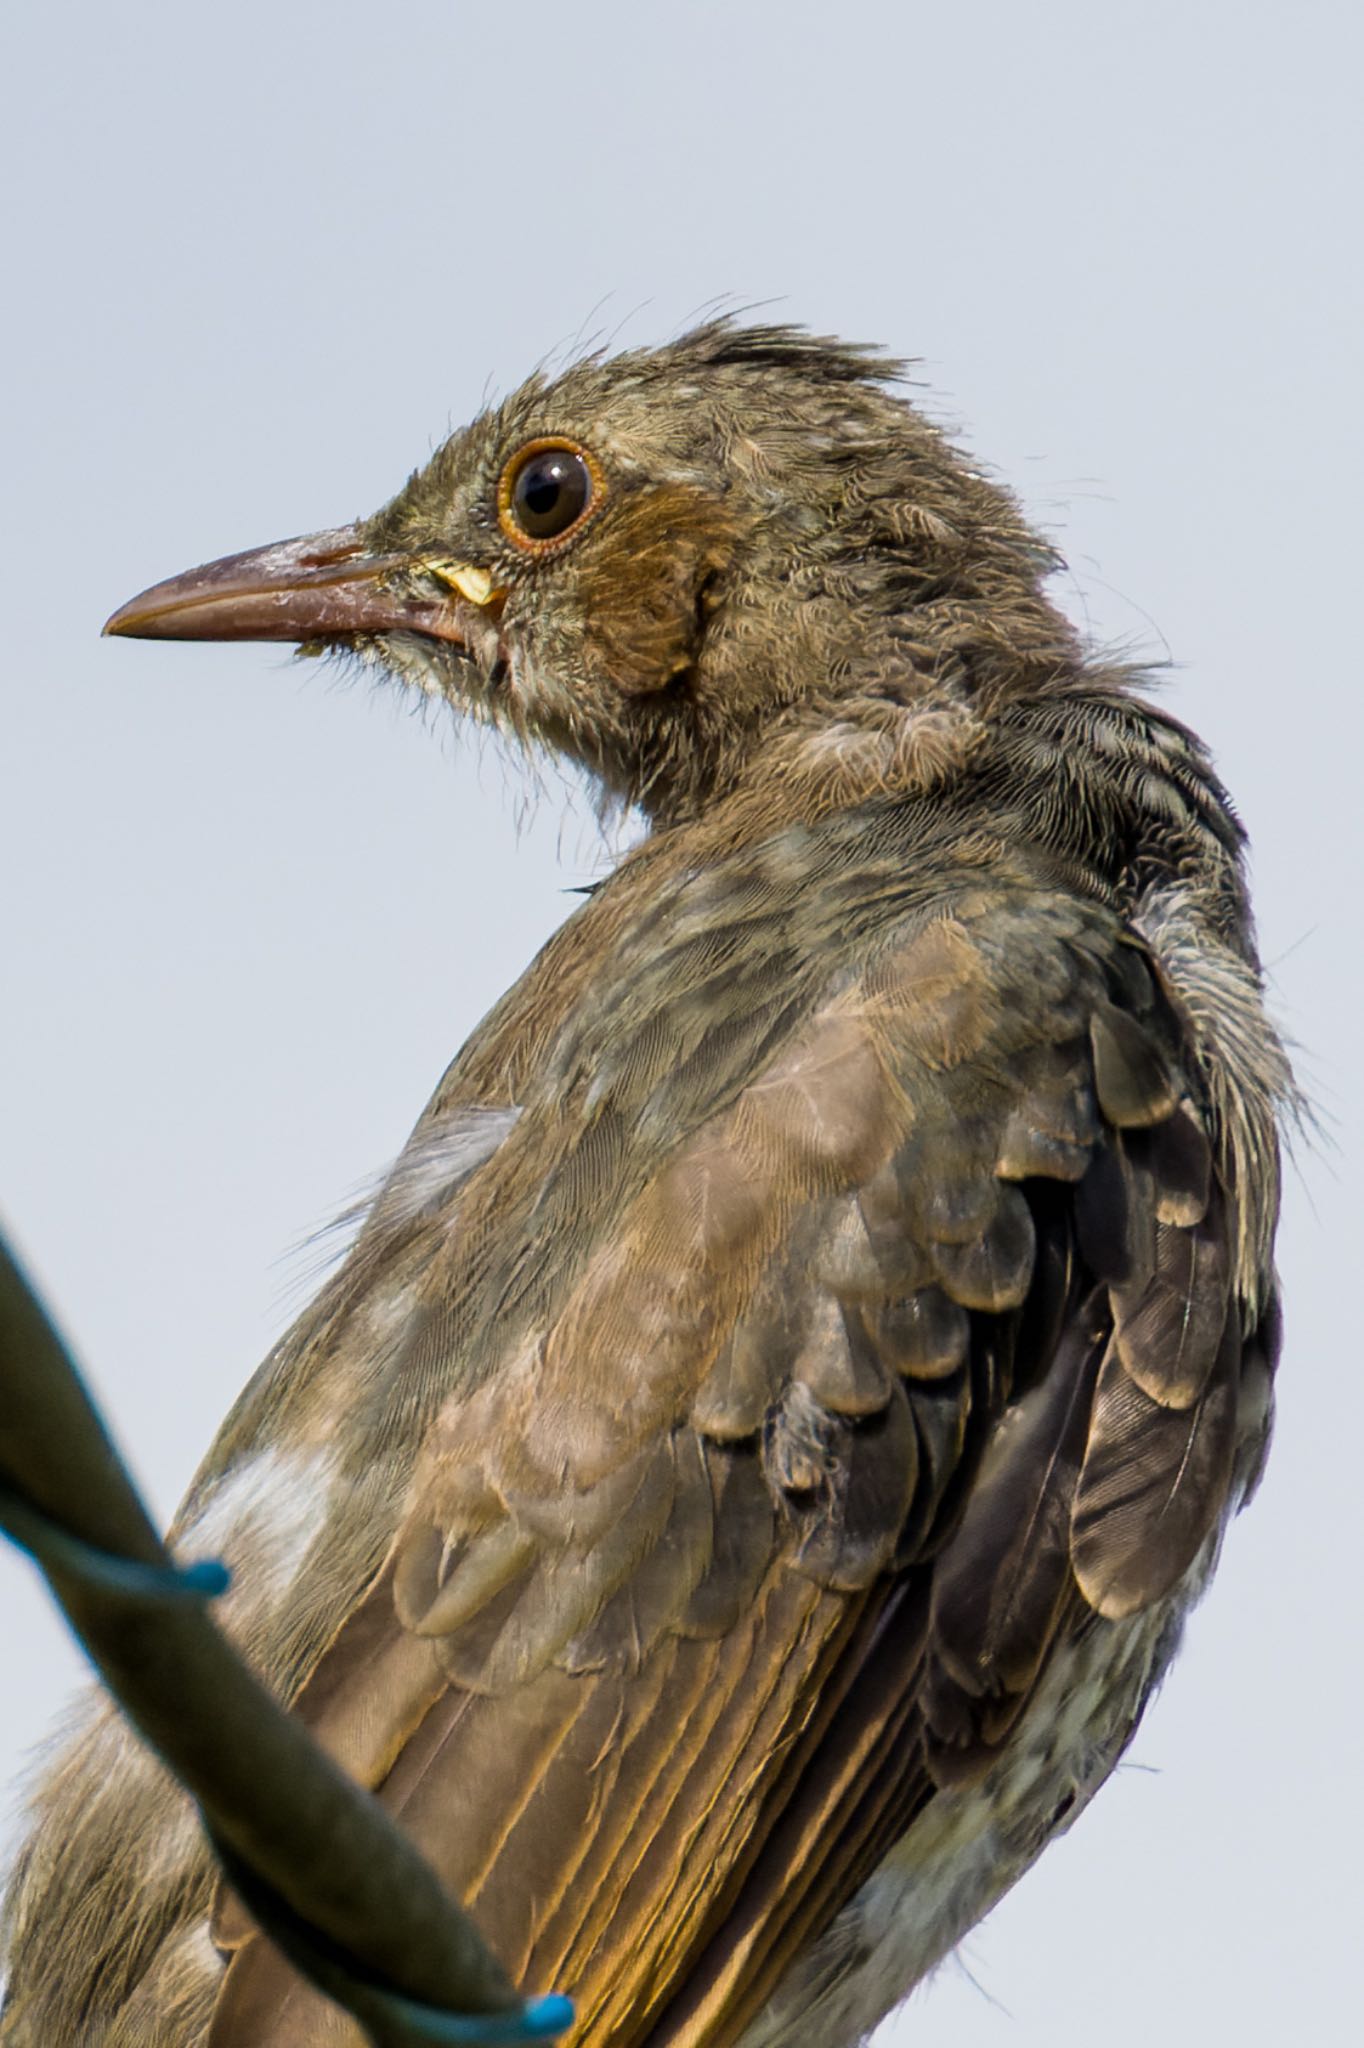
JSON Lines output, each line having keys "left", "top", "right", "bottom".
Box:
{"left": 584, "top": 556, "right": 713, "bottom": 698}
{"left": 581, "top": 488, "right": 744, "bottom": 697}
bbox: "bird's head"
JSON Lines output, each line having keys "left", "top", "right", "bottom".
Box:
{"left": 107, "top": 322, "right": 1076, "bottom": 823}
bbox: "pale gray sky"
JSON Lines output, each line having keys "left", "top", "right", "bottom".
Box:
{"left": 2, "top": 2, "right": 1361, "bottom": 2042}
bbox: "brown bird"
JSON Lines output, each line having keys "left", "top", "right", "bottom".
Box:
{"left": 2, "top": 323, "right": 1290, "bottom": 2047}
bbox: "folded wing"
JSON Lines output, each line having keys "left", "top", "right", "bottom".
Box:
{"left": 208, "top": 889, "right": 1274, "bottom": 2048}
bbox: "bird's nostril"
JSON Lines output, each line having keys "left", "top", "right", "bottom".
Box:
{"left": 299, "top": 542, "right": 366, "bottom": 567}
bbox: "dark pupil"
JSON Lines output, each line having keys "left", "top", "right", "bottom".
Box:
{"left": 512, "top": 450, "right": 590, "bottom": 540}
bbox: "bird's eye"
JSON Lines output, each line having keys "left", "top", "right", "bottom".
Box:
{"left": 498, "top": 438, "right": 603, "bottom": 552}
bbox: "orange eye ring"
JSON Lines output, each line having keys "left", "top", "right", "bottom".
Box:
{"left": 496, "top": 437, "right": 606, "bottom": 555}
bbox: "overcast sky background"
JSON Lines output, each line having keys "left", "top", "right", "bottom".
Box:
{"left": 2, "top": 3, "right": 1361, "bottom": 2042}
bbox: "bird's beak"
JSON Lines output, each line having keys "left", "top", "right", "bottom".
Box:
{"left": 103, "top": 526, "right": 502, "bottom": 646}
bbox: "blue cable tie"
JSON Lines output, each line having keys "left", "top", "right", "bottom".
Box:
{"left": 373, "top": 1990, "right": 575, "bottom": 2044}
{"left": 0, "top": 1479, "right": 231, "bottom": 1604}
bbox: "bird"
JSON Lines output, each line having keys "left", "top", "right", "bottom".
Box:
{"left": 1, "top": 320, "right": 1291, "bottom": 2047}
